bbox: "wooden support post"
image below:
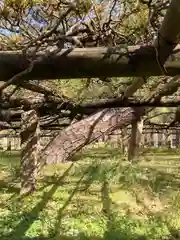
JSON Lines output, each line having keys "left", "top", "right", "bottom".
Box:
{"left": 154, "top": 133, "right": 158, "bottom": 148}
{"left": 128, "top": 118, "right": 144, "bottom": 161}
{"left": 20, "top": 110, "right": 40, "bottom": 194}
{"left": 165, "top": 129, "right": 171, "bottom": 149}
{"left": 175, "top": 129, "right": 180, "bottom": 148}
{"left": 162, "top": 132, "right": 166, "bottom": 147}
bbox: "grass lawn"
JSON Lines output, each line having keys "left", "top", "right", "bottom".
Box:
{"left": 0, "top": 146, "right": 180, "bottom": 240}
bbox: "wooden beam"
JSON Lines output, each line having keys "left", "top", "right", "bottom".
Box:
{"left": 1, "top": 45, "right": 180, "bottom": 80}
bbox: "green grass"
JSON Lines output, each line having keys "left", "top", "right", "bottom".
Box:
{"left": 1, "top": 146, "right": 180, "bottom": 240}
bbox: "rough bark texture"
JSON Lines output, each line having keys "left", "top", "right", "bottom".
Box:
{"left": 20, "top": 110, "right": 40, "bottom": 194}
{"left": 42, "top": 107, "right": 145, "bottom": 164}
{"left": 128, "top": 118, "right": 144, "bottom": 161}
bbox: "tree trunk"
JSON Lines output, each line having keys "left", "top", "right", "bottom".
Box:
{"left": 41, "top": 107, "right": 145, "bottom": 164}
{"left": 20, "top": 110, "right": 40, "bottom": 195}
{"left": 128, "top": 117, "right": 144, "bottom": 161}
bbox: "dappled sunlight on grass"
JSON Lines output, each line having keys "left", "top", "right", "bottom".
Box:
{"left": 0, "top": 147, "right": 180, "bottom": 239}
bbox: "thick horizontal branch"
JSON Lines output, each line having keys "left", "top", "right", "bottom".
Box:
{"left": 1, "top": 96, "right": 180, "bottom": 125}
{"left": 0, "top": 121, "right": 69, "bottom": 130}
{"left": 75, "top": 97, "right": 180, "bottom": 109}
{"left": 1, "top": 45, "right": 180, "bottom": 80}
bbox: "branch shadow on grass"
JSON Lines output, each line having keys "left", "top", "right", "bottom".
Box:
{"left": 12, "top": 165, "right": 150, "bottom": 240}
{"left": 144, "top": 167, "right": 180, "bottom": 195}
{"left": 52, "top": 163, "right": 99, "bottom": 239}
{"left": 13, "top": 235, "right": 102, "bottom": 240}
{"left": 1, "top": 161, "right": 104, "bottom": 240}
{"left": 0, "top": 179, "right": 19, "bottom": 194}
{"left": 71, "top": 146, "right": 123, "bottom": 162}
{"left": 116, "top": 159, "right": 180, "bottom": 196}
{"left": 2, "top": 147, "right": 180, "bottom": 240}
{"left": 2, "top": 163, "right": 75, "bottom": 240}
{"left": 125, "top": 165, "right": 180, "bottom": 195}
{"left": 100, "top": 175, "right": 147, "bottom": 240}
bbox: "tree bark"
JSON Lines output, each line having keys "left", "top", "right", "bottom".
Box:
{"left": 121, "top": 0, "right": 180, "bottom": 97}
{"left": 41, "top": 107, "right": 145, "bottom": 164}
{"left": 128, "top": 117, "right": 144, "bottom": 161}
{"left": 20, "top": 110, "right": 40, "bottom": 195}
{"left": 0, "top": 1, "right": 180, "bottom": 81}
{"left": 1, "top": 45, "right": 180, "bottom": 81}
{"left": 154, "top": 0, "right": 180, "bottom": 62}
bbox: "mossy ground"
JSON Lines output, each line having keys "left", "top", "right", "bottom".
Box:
{"left": 0, "top": 146, "right": 180, "bottom": 240}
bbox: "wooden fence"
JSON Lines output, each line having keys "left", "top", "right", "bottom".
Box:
{"left": 97, "top": 125, "right": 180, "bottom": 149}
{"left": 0, "top": 125, "right": 180, "bottom": 151}
{"left": 0, "top": 133, "right": 54, "bottom": 151}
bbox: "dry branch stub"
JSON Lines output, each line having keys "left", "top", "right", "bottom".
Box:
{"left": 20, "top": 110, "right": 40, "bottom": 195}
{"left": 42, "top": 107, "right": 144, "bottom": 164}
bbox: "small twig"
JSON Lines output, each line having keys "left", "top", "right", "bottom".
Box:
{"left": 23, "top": 5, "right": 74, "bottom": 52}
{"left": 0, "top": 61, "right": 35, "bottom": 93}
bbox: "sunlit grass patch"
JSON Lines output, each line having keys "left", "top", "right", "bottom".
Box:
{"left": 0, "top": 147, "right": 180, "bottom": 239}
